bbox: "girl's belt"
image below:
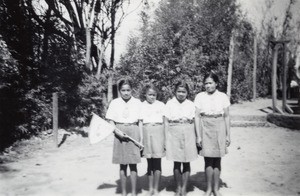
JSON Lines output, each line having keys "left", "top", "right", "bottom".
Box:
{"left": 143, "top": 123, "right": 163, "bottom": 126}
{"left": 115, "top": 122, "right": 138, "bottom": 126}
{"left": 169, "top": 119, "right": 194, "bottom": 124}
{"left": 200, "top": 114, "right": 223, "bottom": 118}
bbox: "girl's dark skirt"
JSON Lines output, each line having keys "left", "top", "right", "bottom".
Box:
{"left": 200, "top": 117, "right": 227, "bottom": 157}
{"left": 142, "top": 124, "right": 165, "bottom": 158}
{"left": 166, "top": 123, "right": 198, "bottom": 162}
{"left": 112, "top": 124, "right": 141, "bottom": 164}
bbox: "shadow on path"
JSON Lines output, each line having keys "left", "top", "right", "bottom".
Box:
{"left": 0, "top": 165, "right": 19, "bottom": 173}
{"left": 58, "top": 134, "right": 69, "bottom": 148}
{"left": 97, "top": 171, "right": 228, "bottom": 194}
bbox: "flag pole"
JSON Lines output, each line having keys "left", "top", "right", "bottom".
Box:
{"left": 114, "top": 128, "right": 144, "bottom": 149}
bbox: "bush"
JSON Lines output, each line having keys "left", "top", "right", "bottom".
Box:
{"left": 74, "top": 73, "right": 107, "bottom": 126}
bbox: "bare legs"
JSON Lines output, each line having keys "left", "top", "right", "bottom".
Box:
{"left": 174, "top": 167, "right": 182, "bottom": 196}
{"left": 147, "top": 170, "right": 161, "bottom": 196}
{"left": 173, "top": 162, "right": 190, "bottom": 196}
{"left": 204, "top": 166, "right": 213, "bottom": 196}
{"left": 182, "top": 170, "right": 190, "bottom": 196}
{"left": 130, "top": 169, "right": 137, "bottom": 196}
{"left": 213, "top": 168, "right": 221, "bottom": 196}
{"left": 147, "top": 158, "right": 162, "bottom": 195}
{"left": 204, "top": 157, "right": 222, "bottom": 196}
{"left": 148, "top": 174, "right": 154, "bottom": 195}
{"left": 120, "top": 164, "right": 127, "bottom": 196}
{"left": 153, "top": 170, "right": 161, "bottom": 195}
{"left": 120, "top": 164, "right": 138, "bottom": 196}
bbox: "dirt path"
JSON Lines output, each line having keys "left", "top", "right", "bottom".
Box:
{"left": 1, "top": 125, "right": 300, "bottom": 196}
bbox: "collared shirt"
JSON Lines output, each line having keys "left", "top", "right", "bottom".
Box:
{"left": 194, "top": 90, "right": 230, "bottom": 115}
{"left": 105, "top": 97, "right": 141, "bottom": 123}
{"left": 165, "top": 97, "right": 195, "bottom": 120}
{"left": 139, "top": 100, "right": 165, "bottom": 123}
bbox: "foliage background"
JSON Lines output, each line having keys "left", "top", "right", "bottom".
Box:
{"left": 1, "top": 0, "right": 299, "bottom": 150}
{"left": 118, "top": 0, "right": 271, "bottom": 103}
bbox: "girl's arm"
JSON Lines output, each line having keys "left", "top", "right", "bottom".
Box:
{"left": 138, "top": 120, "right": 143, "bottom": 144}
{"left": 109, "top": 120, "right": 126, "bottom": 139}
{"left": 224, "top": 107, "right": 231, "bottom": 147}
{"left": 163, "top": 116, "right": 169, "bottom": 142}
{"left": 195, "top": 108, "right": 202, "bottom": 147}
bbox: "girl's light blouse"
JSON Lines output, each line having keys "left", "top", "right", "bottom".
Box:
{"left": 105, "top": 97, "right": 141, "bottom": 123}
{"left": 165, "top": 97, "right": 195, "bottom": 120}
{"left": 194, "top": 90, "right": 230, "bottom": 115}
{"left": 139, "top": 100, "right": 165, "bottom": 123}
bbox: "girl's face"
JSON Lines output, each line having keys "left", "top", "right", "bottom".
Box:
{"left": 175, "top": 86, "right": 188, "bottom": 103}
{"left": 146, "top": 88, "right": 157, "bottom": 104}
{"left": 204, "top": 77, "right": 217, "bottom": 94}
{"left": 119, "top": 84, "right": 132, "bottom": 101}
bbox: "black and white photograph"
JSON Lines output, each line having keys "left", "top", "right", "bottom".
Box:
{"left": 1, "top": 0, "right": 300, "bottom": 195}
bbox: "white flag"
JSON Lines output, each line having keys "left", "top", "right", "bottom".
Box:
{"left": 88, "top": 113, "right": 115, "bottom": 144}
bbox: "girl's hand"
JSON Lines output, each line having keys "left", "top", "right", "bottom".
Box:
{"left": 196, "top": 141, "right": 202, "bottom": 148}
{"left": 226, "top": 137, "right": 231, "bottom": 147}
{"left": 122, "top": 133, "right": 130, "bottom": 142}
{"left": 196, "top": 141, "right": 202, "bottom": 154}
{"left": 139, "top": 145, "right": 144, "bottom": 151}
{"left": 196, "top": 136, "right": 202, "bottom": 147}
{"left": 196, "top": 136, "right": 201, "bottom": 143}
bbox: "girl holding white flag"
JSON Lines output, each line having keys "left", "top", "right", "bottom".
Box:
{"left": 106, "top": 78, "right": 142, "bottom": 196}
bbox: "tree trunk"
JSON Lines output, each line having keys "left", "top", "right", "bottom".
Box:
{"left": 110, "top": 1, "right": 116, "bottom": 70}
{"left": 226, "top": 32, "right": 235, "bottom": 97}
{"left": 96, "top": 40, "right": 105, "bottom": 79}
{"left": 253, "top": 35, "right": 257, "bottom": 100}
{"left": 107, "top": 0, "right": 117, "bottom": 103}
{"left": 85, "top": 28, "right": 92, "bottom": 70}
{"left": 107, "top": 71, "right": 113, "bottom": 103}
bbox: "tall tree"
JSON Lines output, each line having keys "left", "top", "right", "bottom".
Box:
{"left": 119, "top": 0, "right": 241, "bottom": 101}
{"left": 37, "top": 0, "right": 140, "bottom": 102}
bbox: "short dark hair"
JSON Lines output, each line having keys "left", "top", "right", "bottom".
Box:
{"left": 118, "top": 78, "right": 133, "bottom": 91}
{"left": 203, "top": 71, "right": 219, "bottom": 84}
{"left": 174, "top": 80, "right": 190, "bottom": 95}
{"left": 140, "top": 83, "right": 159, "bottom": 101}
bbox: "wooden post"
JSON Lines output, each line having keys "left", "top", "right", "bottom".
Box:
{"left": 271, "top": 43, "right": 283, "bottom": 114}
{"left": 53, "top": 93, "right": 58, "bottom": 147}
{"left": 253, "top": 35, "right": 257, "bottom": 101}
{"left": 282, "top": 42, "right": 293, "bottom": 113}
{"left": 296, "top": 45, "right": 300, "bottom": 106}
{"left": 227, "top": 32, "right": 235, "bottom": 97}
{"left": 282, "top": 43, "right": 288, "bottom": 112}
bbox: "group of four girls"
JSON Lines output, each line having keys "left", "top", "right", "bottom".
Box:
{"left": 105, "top": 71, "right": 231, "bottom": 196}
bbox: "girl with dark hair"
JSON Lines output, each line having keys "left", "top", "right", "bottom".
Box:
{"left": 165, "top": 81, "right": 198, "bottom": 196}
{"left": 106, "top": 78, "right": 142, "bottom": 196}
{"left": 139, "top": 84, "right": 165, "bottom": 196}
{"left": 194, "top": 71, "right": 231, "bottom": 196}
